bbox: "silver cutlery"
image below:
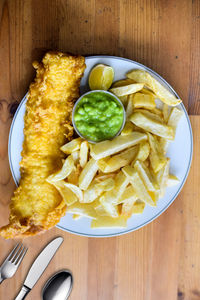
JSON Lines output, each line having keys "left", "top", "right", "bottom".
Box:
{"left": 0, "top": 243, "right": 28, "bottom": 284}
{"left": 42, "top": 270, "right": 73, "bottom": 300}
{"left": 14, "top": 236, "right": 63, "bottom": 300}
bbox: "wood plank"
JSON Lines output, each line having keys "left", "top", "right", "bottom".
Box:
{"left": 188, "top": 0, "right": 200, "bottom": 115}
{"left": 0, "top": 0, "right": 199, "bottom": 299}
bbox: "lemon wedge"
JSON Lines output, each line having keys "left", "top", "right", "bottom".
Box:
{"left": 89, "top": 64, "right": 114, "bottom": 90}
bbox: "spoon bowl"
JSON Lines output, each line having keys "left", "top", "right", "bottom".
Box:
{"left": 42, "top": 270, "right": 73, "bottom": 300}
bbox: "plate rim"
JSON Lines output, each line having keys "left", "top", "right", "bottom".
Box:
{"left": 8, "top": 55, "right": 193, "bottom": 238}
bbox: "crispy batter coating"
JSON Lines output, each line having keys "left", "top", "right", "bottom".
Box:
{"left": 0, "top": 52, "right": 85, "bottom": 238}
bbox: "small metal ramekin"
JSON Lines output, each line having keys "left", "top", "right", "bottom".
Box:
{"left": 72, "top": 90, "right": 126, "bottom": 143}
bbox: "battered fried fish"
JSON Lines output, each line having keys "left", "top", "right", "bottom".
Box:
{"left": 0, "top": 51, "right": 85, "bottom": 238}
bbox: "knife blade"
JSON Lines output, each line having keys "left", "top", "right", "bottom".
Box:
{"left": 14, "top": 237, "right": 63, "bottom": 300}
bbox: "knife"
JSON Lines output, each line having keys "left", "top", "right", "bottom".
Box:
{"left": 14, "top": 237, "right": 63, "bottom": 300}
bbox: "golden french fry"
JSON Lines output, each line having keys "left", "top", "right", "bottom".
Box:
{"left": 121, "top": 198, "right": 136, "bottom": 216}
{"left": 122, "top": 165, "right": 155, "bottom": 206}
{"left": 137, "top": 141, "right": 150, "bottom": 161}
{"left": 126, "top": 94, "right": 134, "bottom": 118}
{"left": 114, "top": 171, "right": 130, "bottom": 200}
{"left": 99, "top": 194, "right": 119, "bottom": 217}
{"left": 46, "top": 155, "right": 74, "bottom": 183}
{"left": 60, "top": 137, "right": 82, "bottom": 154}
{"left": 133, "top": 93, "right": 156, "bottom": 109}
{"left": 61, "top": 182, "right": 83, "bottom": 202}
{"left": 95, "top": 173, "right": 116, "bottom": 182}
{"left": 130, "top": 112, "right": 174, "bottom": 140}
{"left": 71, "top": 150, "right": 80, "bottom": 164}
{"left": 132, "top": 109, "right": 164, "bottom": 123}
{"left": 99, "top": 171, "right": 130, "bottom": 206}
{"left": 134, "top": 160, "right": 158, "bottom": 191}
{"left": 121, "top": 121, "right": 135, "bottom": 136}
{"left": 150, "top": 108, "right": 163, "bottom": 118}
{"left": 158, "top": 108, "right": 183, "bottom": 154}
{"left": 82, "top": 181, "right": 103, "bottom": 203}
{"left": 66, "top": 202, "right": 98, "bottom": 219}
{"left": 98, "top": 146, "right": 138, "bottom": 173}
{"left": 68, "top": 164, "right": 82, "bottom": 185}
{"left": 156, "top": 159, "right": 170, "bottom": 197}
{"left": 90, "top": 132, "right": 147, "bottom": 160}
{"left": 132, "top": 200, "right": 145, "bottom": 214}
{"left": 91, "top": 216, "right": 128, "bottom": 228}
{"left": 95, "top": 203, "right": 110, "bottom": 216}
{"left": 112, "top": 78, "right": 136, "bottom": 87}
{"left": 147, "top": 133, "right": 166, "bottom": 173}
{"left": 167, "top": 174, "right": 179, "bottom": 187}
{"left": 163, "top": 103, "right": 169, "bottom": 123}
{"left": 79, "top": 141, "right": 89, "bottom": 168}
{"left": 159, "top": 137, "right": 170, "bottom": 154}
{"left": 51, "top": 180, "right": 78, "bottom": 206}
{"left": 110, "top": 83, "right": 144, "bottom": 96}
{"left": 167, "top": 107, "right": 183, "bottom": 132}
{"left": 126, "top": 69, "right": 182, "bottom": 106}
{"left": 96, "top": 178, "right": 115, "bottom": 191}
{"left": 79, "top": 158, "right": 98, "bottom": 190}
{"left": 118, "top": 185, "right": 138, "bottom": 204}
{"left": 131, "top": 141, "right": 150, "bottom": 167}
{"left": 73, "top": 214, "right": 82, "bottom": 220}
{"left": 140, "top": 88, "right": 156, "bottom": 97}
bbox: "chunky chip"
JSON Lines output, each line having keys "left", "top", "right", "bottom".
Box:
{"left": 96, "top": 178, "right": 115, "bottom": 191}
{"left": 79, "top": 141, "right": 89, "bottom": 168}
{"left": 167, "top": 174, "right": 179, "bottom": 187}
{"left": 46, "top": 155, "right": 74, "bottom": 183}
{"left": 60, "top": 137, "right": 82, "bottom": 154}
{"left": 132, "top": 200, "right": 145, "bottom": 214}
{"left": 50, "top": 180, "right": 78, "bottom": 206}
{"left": 97, "top": 146, "right": 138, "bottom": 173}
{"left": 99, "top": 194, "right": 119, "bottom": 217}
{"left": 118, "top": 185, "right": 138, "bottom": 204}
{"left": 126, "top": 69, "right": 182, "bottom": 106}
{"left": 90, "top": 132, "right": 147, "bottom": 160}
{"left": 122, "top": 165, "right": 155, "bottom": 206}
{"left": 112, "top": 78, "right": 135, "bottom": 87}
{"left": 121, "top": 121, "right": 135, "bottom": 136}
{"left": 130, "top": 112, "right": 174, "bottom": 140}
{"left": 133, "top": 93, "right": 156, "bottom": 109}
{"left": 121, "top": 198, "right": 136, "bottom": 216}
{"left": 110, "top": 83, "right": 144, "bottom": 96}
{"left": 82, "top": 181, "right": 102, "bottom": 203}
{"left": 66, "top": 202, "right": 98, "bottom": 219}
{"left": 126, "top": 94, "right": 134, "bottom": 118}
{"left": 79, "top": 158, "right": 99, "bottom": 190}
{"left": 167, "top": 107, "right": 183, "bottom": 133}
{"left": 134, "top": 160, "right": 158, "bottom": 191}
{"left": 147, "top": 133, "right": 166, "bottom": 173}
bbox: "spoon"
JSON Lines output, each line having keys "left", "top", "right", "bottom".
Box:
{"left": 42, "top": 270, "right": 73, "bottom": 300}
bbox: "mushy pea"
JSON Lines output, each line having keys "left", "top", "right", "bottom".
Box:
{"left": 74, "top": 91, "right": 124, "bottom": 142}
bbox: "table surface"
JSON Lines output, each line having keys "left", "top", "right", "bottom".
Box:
{"left": 0, "top": 1, "right": 199, "bottom": 299}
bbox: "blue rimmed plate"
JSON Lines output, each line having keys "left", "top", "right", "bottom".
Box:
{"left": 8, "top": 56, "right": 193, "bottom": 237}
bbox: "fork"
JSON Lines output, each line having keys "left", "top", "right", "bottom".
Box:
{"left": 0, "top": 243, "right": 28, "bottom": 284}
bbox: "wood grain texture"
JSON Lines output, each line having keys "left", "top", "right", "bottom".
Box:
{"left": 0, "top": 0, "right": 199, "bottom": 299}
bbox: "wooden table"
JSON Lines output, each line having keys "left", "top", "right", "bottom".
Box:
{"left": 0, "top": 1, "right": 199, "bottom": 299}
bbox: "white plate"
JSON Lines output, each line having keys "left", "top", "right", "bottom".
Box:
{"left": 8, "top": 56, "right": 193, "bottom": 237}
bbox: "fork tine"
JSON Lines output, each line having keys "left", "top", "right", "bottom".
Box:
{"left": 15, "top": 246, "right": 28, "bottom": 266}
{"left": 6, "top": 243, "right": 20, "bottom": 262}
{"left": 10, "top": 243, "right": 23, "bottom": 263}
